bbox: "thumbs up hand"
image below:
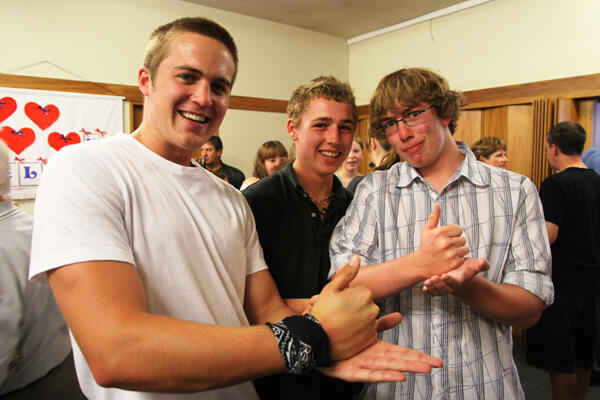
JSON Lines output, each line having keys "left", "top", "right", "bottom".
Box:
{"left": 413, "top": 203, "right": 470, "bottom": 279}
{"left": 312, "top": 255, "right": 402, "bottom": 361}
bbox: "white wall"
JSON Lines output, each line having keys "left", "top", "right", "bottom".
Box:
{"left": 2, "top": 0, "right": 348, "bottom": 177}
{"left": 5, "top": 0, "right": 599, "bottom": 183}
{"left": 348, "top": 0, "right": 600, "bottom": 104}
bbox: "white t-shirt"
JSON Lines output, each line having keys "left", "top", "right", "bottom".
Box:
{"left": 30, "top": 134, "right": 266, "bottom": 400}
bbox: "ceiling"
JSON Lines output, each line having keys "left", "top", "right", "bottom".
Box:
{"left": 182, "top": 0, "right": 475, "bottom": 41}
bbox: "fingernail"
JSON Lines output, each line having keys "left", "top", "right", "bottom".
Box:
{"left": 349, "top": 254, "right": 360, "bottom": 267}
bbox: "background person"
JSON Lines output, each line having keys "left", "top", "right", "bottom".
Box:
{"left": 526, "top": 121, "right": 600, "bottom": 400}
{"left": 0, "top": 140, "right": 83, "bottom": 399}
{"left": 346, "top": 128, "right": 400, "bottom": 195}
{"left": 470, "top": 136, "right": 509, "bottom": 169}
{"left": 200, "top": 135, "right": 245, "bottom": 189}
{"left": 241, "top": 140, "right": 288, "bottom": 190}
{"left": 582, "top": 147, "right": 600, "bottom": 174}
{"left": 336, "top": 136, "right": 363, "bottom": 188}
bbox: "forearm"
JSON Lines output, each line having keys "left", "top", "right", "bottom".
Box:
{"left": 453, "top": 276, "right": 544, "bottom": 328}
{"left": 283, "top": 298, "right": 310, "bottom": 315}
{"left": 351, "top": 253, "right": 424, "bottom": 301}
{"left": 49, "top": 263, "right": 287, "bottom": 393}
{"left": 79, "top": 313, "right": 284, "bottom": 392}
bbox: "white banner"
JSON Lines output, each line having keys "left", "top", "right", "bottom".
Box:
{"left": 0, "top": 87, "right": 123, "bottom": 199}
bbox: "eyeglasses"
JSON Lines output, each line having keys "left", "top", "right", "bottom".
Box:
{"left": 380, "top": 106, "right": 433, "bottom": 136}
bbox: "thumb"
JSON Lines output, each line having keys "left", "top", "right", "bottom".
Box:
{"left": 478, "top": 258, "right": 490, "bottom": 272}
{"left": 424, "top": 203, "right": 441, "bottom": 230}
{"left": 323, "top": 255, "right": 360, "bottom": 293}
{"left": 376, "top": 312, "right": 403, "bottom": 332}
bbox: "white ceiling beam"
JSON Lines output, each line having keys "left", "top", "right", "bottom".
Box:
{"left": 347, "top": 0, "right": 493, "bottom": 45}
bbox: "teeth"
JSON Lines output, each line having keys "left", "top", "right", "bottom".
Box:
{"left": 181, "top": 111, "right": 207, "bottom": 123}
{"left": 320, "top": 151, "right": 339, "bottom": 158}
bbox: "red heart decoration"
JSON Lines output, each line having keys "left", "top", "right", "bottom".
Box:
{"left": 25, "top": 102, "right": 60, "bottom": 130}
{"left": 48, "top": 132, "right": 81, "bottom": 151}
{"left": 0, "top": 126, "right": 36, "bottom": 155}
{"left": 0, "top": 97, "right": 17, "bottom": 123}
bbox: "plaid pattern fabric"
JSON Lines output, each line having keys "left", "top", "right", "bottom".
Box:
{"left": 330, "top": 142, "right": 553, "bottom": 399}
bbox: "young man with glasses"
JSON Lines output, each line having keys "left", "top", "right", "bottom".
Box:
{"left": 329, "top": 68, "right": 554, "bottom": 399}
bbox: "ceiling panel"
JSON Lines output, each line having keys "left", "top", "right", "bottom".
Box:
{"left": 183, "top": 0, "right": 468, "bottom": 39}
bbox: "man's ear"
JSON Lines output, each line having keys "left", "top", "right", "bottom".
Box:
{"left": 287, "top": 119, "right": 298, "bottom": 141}
{"left": 441, "top": 116, "right": 452, "bottom": 127}
{"left": 369, "top": 137, "right": 377, "bottom": 151}
{"left": 138, "top": 66, "right": 152, "bottom": 97}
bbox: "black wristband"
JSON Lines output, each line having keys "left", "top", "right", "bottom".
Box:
{"left": 283, "top": 314, "right": 331, "bottom": 367}
{"left": 266, "top": 314, "right": 331, "bottom": 374}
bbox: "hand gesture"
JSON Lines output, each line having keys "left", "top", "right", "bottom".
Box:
{"left": 414, "top": 203, "right": 470, "bottom": 278}
{"left": 301, "top": 294, "right": 319, "bottom": 315}
{"left": 319, "top": 339, "right": 443, "bottom": 382}
{"left": 422, "top": 257, "right": 490, "bottom": 296}
{"left": 311, "top": 255, "right": 381, "bottom": 361}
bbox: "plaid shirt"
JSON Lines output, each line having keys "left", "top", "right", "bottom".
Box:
{"left": 330, "top": 142, "right": 553, "bottom": 399}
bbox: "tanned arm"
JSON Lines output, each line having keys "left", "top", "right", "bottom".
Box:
{"left": 48, "top": 261, "right": 286, "bottom": 393}
{"left": 339, "top": 204, "right": 477, "bottom": 302}
{"left": 546, "top": 221, "right": 559, "bottom": 245}
{"left": 244, "top": 259, "right": 445, "bottom": 382}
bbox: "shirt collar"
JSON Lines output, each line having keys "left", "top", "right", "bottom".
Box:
{"left": 396, "top": 141, "right": 489, "bottom": 188}
{"left": 282, "top": 162, "right": 346, "bottom": 197}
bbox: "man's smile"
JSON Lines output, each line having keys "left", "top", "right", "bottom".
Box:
{"left": 319, "top": 150, "right": 341, "bottom": 159}
{"left": 179, "top": 111, "right": 209, "bottom": 123}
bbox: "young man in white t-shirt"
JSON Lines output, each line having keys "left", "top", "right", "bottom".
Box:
{"left": 28, "top": 17, "right": 442, "bottom": 400}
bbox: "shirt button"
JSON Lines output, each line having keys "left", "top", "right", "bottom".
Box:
{"left": 311, "top": 212, "right": 317, "bottom": 218}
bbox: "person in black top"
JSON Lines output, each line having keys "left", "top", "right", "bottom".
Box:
{"left": 243, "top": 76, "right": 361, "bottom": 399}
{"left": 200, "top": 135, "right": 245, "bottom": 188}
{"left": 526, "top": 121, "right": 600, "bottom": 400}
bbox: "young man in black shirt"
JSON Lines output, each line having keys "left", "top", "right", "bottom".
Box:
{"left": 527, "top": 121, "right": 600, "bottom": 400}
{"left": 243, "top": 76, "right": 361, "bottom": 399}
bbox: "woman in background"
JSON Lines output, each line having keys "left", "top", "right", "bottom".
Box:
{"left": 346, "top": 130, "right": 400, "bottom": 195}
{"left": 471, "top": 136, "right": 509, "bottom": 169}
{"left": 241, "top": 140, "right": 288, "bottom": 190}
{"left": 337, "top": 136, "right": 364, "bottom": 188}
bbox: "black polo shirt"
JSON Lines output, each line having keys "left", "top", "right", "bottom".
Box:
{"left": 243, "top": 163, "right": 359, "bottom": 399}
{"left": 243, "top": 162, "right": 352, "bottom": 298}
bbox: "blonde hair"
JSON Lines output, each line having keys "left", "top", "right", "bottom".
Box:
{"left": 144, "top": 17, "right": 238, "bottom": 83}
{"left": 287, "top": 76, "right": 357, "bottom": 127}
{"left": 352, "top": 136, "right": 364, "bottom": 150}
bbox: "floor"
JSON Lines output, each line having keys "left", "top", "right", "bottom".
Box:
{"left": 513, "top": 335, "right": 600, "bottom": 399}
